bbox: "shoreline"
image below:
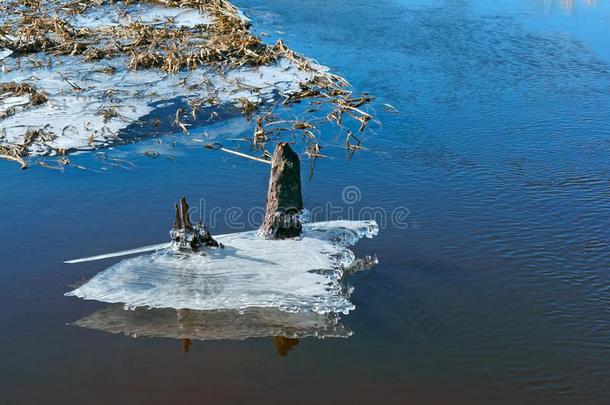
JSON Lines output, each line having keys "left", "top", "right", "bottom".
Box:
{"left": 0, "top": 0, "right": 373, "bottom": 168}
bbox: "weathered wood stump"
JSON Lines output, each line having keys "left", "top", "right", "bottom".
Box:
{"left": 171, "top": 196, "right": 222, "bottom": 252}
{"left": 260, "top": 142, "right": 304, "bottom": 239}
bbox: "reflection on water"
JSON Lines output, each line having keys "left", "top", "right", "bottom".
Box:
{"left": 547, "top": 0, "right": 597, "bottom": 12}
{"left": 183, "top": 338, "right": 192, "bottom": 353}
{"left": 273, "top": 336, "right": 300, "bottom": 356}
{"left": 72, "top": 305, "right": 351, "bottom": 355}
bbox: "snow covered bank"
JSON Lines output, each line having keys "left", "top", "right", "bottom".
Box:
{"left": 0, "top": 0, "right": 343, "bottom": 160}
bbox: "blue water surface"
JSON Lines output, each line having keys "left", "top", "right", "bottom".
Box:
{"left": 1, "top": 0, "right": 609, "bottom": 403}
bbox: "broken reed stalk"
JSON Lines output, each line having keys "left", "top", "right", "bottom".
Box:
{"left": 260, "top": 142, "right": 303, "bottom": 239}
{"left": 203, "top": 143, "right": 271, "bottom": 164}
{"left": 0, "top": 128, "right": 55, "bottom": 169}
{"left": 0, "top": 146, "right": 28, "bottom": 169}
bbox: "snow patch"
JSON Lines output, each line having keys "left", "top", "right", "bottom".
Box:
{"left": 0, "top": 48, "right": 12, "bottom": 60}
{"left": 0, "top": 56, "right": 321, "bottom": 155}
{"left": 71, "top": 4, "right": 212, "bottom": 29}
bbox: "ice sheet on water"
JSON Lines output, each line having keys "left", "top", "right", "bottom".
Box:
{"left": 67, "top": 220, "right": 378, "bottom": 315}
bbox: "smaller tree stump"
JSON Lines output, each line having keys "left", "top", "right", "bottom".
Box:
{"left": 170, "top": 196, "right": 222, "bottom": 252}
{"left": 260, "top": 142, "right": 304, "bottom": 239}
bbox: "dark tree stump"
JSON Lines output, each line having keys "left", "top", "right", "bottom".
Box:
{"left": 260, "top": 142, "right": 304, "bottom": 239}
{"left": 171, "top": 196, "right": 222, "bottom": 252}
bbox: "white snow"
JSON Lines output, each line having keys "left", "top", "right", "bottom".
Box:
{"left": 0, "top": 56, "right": 321, "bottom": 155}
{"left": 0, "top": 95, "right": 31, "bottom": 111}
{"left": 0, "top": 48, "right": 12, "bottom": 60}
{"left": 67, "top": 220, "right": 379, "bottom": 315}
{"left": 138, "top": 5, "right": 213, "bottom": 27}
{"left": 0, "top": 2, "right": 330, "bottom": 155}
{"left": 71, "top": 4, "right": 212, "bottom": 29}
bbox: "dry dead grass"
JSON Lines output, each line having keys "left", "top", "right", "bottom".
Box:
{"left": 0, "top": 0, "right": 374, "bottom": 168}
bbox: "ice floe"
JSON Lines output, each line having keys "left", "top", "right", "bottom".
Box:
{"left": 67, "top": 220, "right": 378, "bottom": 315}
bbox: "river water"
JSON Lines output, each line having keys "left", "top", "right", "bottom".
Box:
{"left": 1, "top": 0, "right": 609, "bottom": 403}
